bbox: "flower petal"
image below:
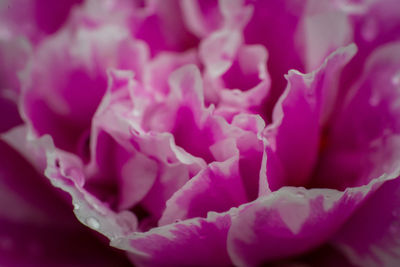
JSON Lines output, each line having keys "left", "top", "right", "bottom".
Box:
{"left": 129, "top": 0, "right": 199, "bottom": 56}
{"left": 297, "top": 0, "right": 353, "bottom": 71}
{"left": 180, "top": 0, "right": 222, "bottom": 38}
{"left": 263, "top": 44, "right": 356, "bottom": 191}
{"left": 0, "top": 132, "right": 131, "bottom": 266}
{"left": 227, "top": 171, "right": 399, "bottom": 267}
{"left": 114, "top": 212, "right": 234, "bottom": 267}
{"left": 159, "top": 157, "right": 247, "bottom": 225}
{"left": 21, "top": 23, "right": 148, "bottom": 158}
{"left": 333, "top": 177, "right": 400, "bottom": 266}
{"left": 313, "top": 42, "right": 400, "bottom": 189}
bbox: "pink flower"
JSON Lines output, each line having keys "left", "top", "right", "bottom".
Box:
{"left": 1, "top": 0, "right": 400, "bottom": 266}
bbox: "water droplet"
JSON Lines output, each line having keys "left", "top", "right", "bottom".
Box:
{"left": 86, "top": 217, "right": 100, "bottom": 230}
{"left": 73, "top": 203, "right": 80, "bottom": 210}
{"left": 295, "top": 191, "right": 305, "bottom": 198}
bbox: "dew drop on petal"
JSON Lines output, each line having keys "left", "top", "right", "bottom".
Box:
{"left": 86, "top": 217, "right": 100, "bottom": 230}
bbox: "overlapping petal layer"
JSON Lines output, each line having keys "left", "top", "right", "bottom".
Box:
{"left": 2, "top": 0, "right": 400, "bottom": 266}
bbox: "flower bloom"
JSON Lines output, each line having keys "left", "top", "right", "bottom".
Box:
{"left": 1, "top": 0, "right": 400, "bottom": 266}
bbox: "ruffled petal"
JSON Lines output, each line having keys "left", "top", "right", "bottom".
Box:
{"left": 200, "top": 29, "right": 242, "bottom": 79}
{"left": 296, "top": 0, "right": 353, "bottom": 71}
{"left": 159, "top": 158, "right": 247, "bottom": 225}
{"left": 4, "top": 125, "right": 138, "bottom": 242}
{"left": 159, "top": 112, "right": 264, "bottom": 225}
{"left": 89, "top": 69, "right": 202, "bottom": 229}
{"left": 313, "top": 42, "right": 400, "bottom": 190}
{"left": 0, "top": 37, "right": 31, "bottom": 133}
{"left": 241, "top": 0, "right": 306, "bottom": 115}
{"left": 180, "top": 0, "right": 222, "bottom": 38}
{"left": 21, "top": 22, "right": 149, "bottom": 159}
{"left": 336, "top": 0, "right": 400, "bottom": 99}
{"left": 114, "top": 212, "right": 234, "bottom": 267}
{"left": 129, "top": 0, "right": 199, "bottom": 56}
{"left": 0, "top": 130, "right": 131, "bottom": 266}
{"left": 143, "top": 50, "right": 199, "bottom": 97}
{"left": 227, "top": 170, "right": 399, "bottom": 267}
{"left": 263, "top": 44, "right": 356, "bottom": 191}
{"left": 333, "top": 177, "right": 400, "bottom": 266}
{"left": 0, "top": 0, "right": 83, "bottom": 42}
{"left": 210, "top": 44, "right": 270, "bottom": 120}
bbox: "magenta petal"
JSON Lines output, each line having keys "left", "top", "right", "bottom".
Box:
{"left": 118, "top": 152, "right": 159, "bottom": 211}
{"left": 220, "top": 45, "right": 270, "bottom": 92}
{"left": 0, "top": 38, "right": 31, "bottom": 133}
{"left": 200, "top": 29, "right": 242, "bottom": 79}
{"left": 227, "top": 171, "right": 398, "bottom": 267}
{"left": 25, "top": 134, "right": 140, "bottom": 241}
{"left": 169, "top": 64, "right": 205, "bottom": 111}
{"left": 0, "top": 0, "right": 82, "bottom": 42}
{"left": 168, "top": 65, "right": 226, "bottom": 162}
{"left": 86, "top": 127, "right": 158, "bottom": 212}
{"left": 93, "top": 111, "right": 194, "bottom": 229}
{"left": 0, "top": 96, "right": 22, "bottom": 133}
{"left": 214, "top": 44, "right": 271, "bottom": 120}
{"left": 0, "top": 135, "right": 131, "bottom": 266}
{"left": 84, "top": 71, "right": 157, "bottom": 211}
{"left": 0, "top": 37, "right": 31, "bottom": 93}
{"left": 144, "top": 50, "right": 199, "bottom": 97}
{"left": 333, "top": 176, "right": 400, "bottom": 266}
{"left": 314, "top": 42, "right": 400, "bottom": 189}
{"left": 130, "top": 130, "right": 198, "bottom": 227}
{"left": 159, "top": 112, "right": 264, "bottom": 225}
{"left": 232, "top": 114, "right": 266, "bottom": 199}
{"left": 115, "top": 213, "right": 233, "bottom": 267}
{"left": 130, "top": 0, "right": 198, "bottom": 56}
{"left": 4, "top": 0, "right": 400, "bottom": 265}
{"left": 180, "top": 0, "right": 222, "bottom": 38}
{"left": 218, "top": 0, "right": 254, "bottom": 30}
{"left": 241, "top": 0, "right": 306, "bottom": 111}
{"left": 263, "top": 44, "right": 356, "bottom": 191}
{"left": 159, "top": 158, "right": 247, "bottom": 225}
{"left": 21, "top": 24, "right": 148, "bottom": 158}
{"left": 33, "top": 0, "right": 83, "bottom": 34}
{"left": 297, "top": 0, "right": 353, "bottom": 71}
{"left": 337, "top": 0, "right": 400, "bottom": 86}
{"left": 91, "top": 70, "right": 201, "bottom": 225}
